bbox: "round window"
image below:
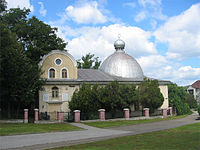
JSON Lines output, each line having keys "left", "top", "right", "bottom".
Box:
{"left": 55, "top": 58, "right": 62, "bottom": 65}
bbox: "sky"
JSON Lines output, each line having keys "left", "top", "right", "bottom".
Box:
{"left": 6, "top": 0, "right": 200, "bottom": 86}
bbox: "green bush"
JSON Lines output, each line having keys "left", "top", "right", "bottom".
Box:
{"left": 69, "top": 81, "right": 138, "bottom": 114}
{"left": 138, "top": 78, "right": 164, "bottom": 113}
{"left": 168, "top": 84, "right": 191, "bottom": 115}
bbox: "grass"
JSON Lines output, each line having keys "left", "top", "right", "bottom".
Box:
{"left": 50, "top": 122, "right": 200, "bottom": 150}
{"left": 0, "top": 123, "right": 82, "bottom": 136}
{"left": 83, "top": 115, "right": 189, "bottom": 128}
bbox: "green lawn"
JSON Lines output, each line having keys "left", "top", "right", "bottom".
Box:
{"left": 50, "top": 122, "right": 200, "bottom": 150}
{"left": 0, "top": 123, "right": 82, "bottom": 136}
{"left": 83, "top": 115, "right": 189, "bottom": 128}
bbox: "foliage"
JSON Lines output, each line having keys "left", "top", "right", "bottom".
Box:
{"left": 100, "top": 81, "right": 138, "bottom": 113}
{"left": 138, "top": 78, "right": 164, "bottom": 113}
{"left": 168, "top": 84, "right": 191, "bottom": 115}
{"left": 69, "top": 84, "right": 101, "bottom": 114}
{"left": 185, "top": 93, "right": 197, "bottom": 109}
{"left": 1, "top": 8, "right": 66, "bottom": 63}
{"left": 0, "top": 4, "right": 66, "bottom": 118}
{"left": 69, "top": 81, "right": 138, "bottom": 115}
{"left": 0, "top": 0, "right": 6, "bottom": 13}
{"left": 77, "top": 53, "right": 101, "bottom": 69}
{"left": 0, "top": 23, "right": 45, "bottom": 118}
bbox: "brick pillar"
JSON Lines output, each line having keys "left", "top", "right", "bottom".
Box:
{"left": 34, "top": 109, "right": 39, "bottom": 123}
{"left": 174, "top": 107, "right": 177, "bottom": 116}
{"left": 74, "top": 110, "right": 80, "bottom": 123}
{"left": 143, "top": 108, "right": 149, "bottom": 117}
{"left": 169, "top": 107, "right": 173, "bottom": 116}
{"left": 24, "top": 109, "right": 28, "bottom": 123}
{"left": 162, "top": 108, "right": 168, "bottom": 118}
{"left": 58, "top": 111, "right": 64, "bottom": 122}
{"left": 98, "top": 109, "right": 105, "bottom": 121}
{"left": 123, "top": 108, "right": 130, "bottom": 119}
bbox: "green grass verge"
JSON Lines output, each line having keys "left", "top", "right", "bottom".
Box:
{"left": 50, "top": 122, "right": 200, "bottom": 150}
{"left": 83, "top": 115, "right": 189, "bottom": 128}
{"left": 0, "top": 123, "right": 82, "bottom": 136}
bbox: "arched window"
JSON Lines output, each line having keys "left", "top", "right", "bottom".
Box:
{"left": 49, "top": 68, "right": 55, "bottom": 78}
{"left": 62, "top": 69, "right": 68, "bottom": 78}
{"left": 52, "top": 87, "right": 59, "bottom": 98}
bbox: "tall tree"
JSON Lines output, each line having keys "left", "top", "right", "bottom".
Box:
{"left": 138, "top": 78, "right": 164, "bottom": 112}
{"left": 77, "top": 53, "right": 101, "bottom": 69}
{"left": 0, "top": 23, "right": 44, "bottom": 118}
{"left": 0, "top": 0, "right": 6, "bottom": 13}
{"left": 168, "top": 84, "right": 191, "bottom": 115}
{"left": 0, "top": 5, "right": 66, "bottom": 118}
{"left": 1, "top": 8, "right": 66, "bottom": 63}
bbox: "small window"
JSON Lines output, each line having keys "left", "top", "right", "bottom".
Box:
{"left": 62, "top": 69, "right": 67, "bottom": 78}
{"left": 49, "top": 68, "right": 55, "bottom": 78}
{"left": 52, "top": 87, "right": 59, "bottom": 98}
{"left": 188, "top": 89, "right": 194, "bottom": 95}
{"left": 55, "top": 58, "right": 62, "bottom": 65}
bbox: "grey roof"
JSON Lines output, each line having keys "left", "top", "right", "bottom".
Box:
{"left": 78, "top": 69, "right": 114, "bottom": 81}
{"left": 45, "top": 69, "right": 170, "bottom": 85}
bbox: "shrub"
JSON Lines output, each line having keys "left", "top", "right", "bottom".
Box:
{"left": 138, "top": 78, "right": 164, "bottom": 113}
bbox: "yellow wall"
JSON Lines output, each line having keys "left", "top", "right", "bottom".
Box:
{"left": 41, "top": 53, "right": 77, "bottom": 79}
{"left": 39, "top": 85, "right": 80, "bottom": 113}
{"left": 159, "top": 85, "right": 169, "bottom": 109}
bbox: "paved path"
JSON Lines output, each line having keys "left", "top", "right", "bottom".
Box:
{"left": 1, "top": 113, "right": 199, "bottom": 150}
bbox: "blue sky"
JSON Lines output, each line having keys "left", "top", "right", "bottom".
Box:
{"left": 6, "top": 0, "right": 200, "bottom": 86}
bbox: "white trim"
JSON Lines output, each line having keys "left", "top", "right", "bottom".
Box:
{"left": 38, "top": 50, "right": 77, "bottom": 67}
{"left": 60, "top": 67, "right": 69, "bottom": 79}
{"left": 48, "top": 67, "right": 56, "bottom": 79}
{"left": 54, "top": 57, "right": 62, "bottom": 66}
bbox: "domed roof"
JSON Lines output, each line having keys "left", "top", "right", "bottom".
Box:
{"left": 114, "top": 38, "right": 125, "bottom": 50}
{"left": 99, "top": 38, "right": 144, "bottom": 79}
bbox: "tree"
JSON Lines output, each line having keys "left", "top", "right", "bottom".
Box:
{"left": 0, "top": 5, "right": 66, "bottom": 118}
{"left": 0, "top": 0, "right": 6, "bottom": 13}
{"left": 1, "top": 8, "right": 66, "bottom": 63}
{"left": 0, "top": 23, "right": 44, "bottom": 118}
{"left": 69, "top": 83, "right": 101, "bottom": 119}
{"left": 168, "top": 84, "right": 191, "bottom": 115}
{"left": 185, "top": 93, "right": 197, "bottom": 109}
{"left": 77, "top": 53, "right": 101, "bottom": 69}
{"left": 69, "top": 81, "right": 138, "bottom": 119}
{"left": 138, "top": 78, "right": 164, "bottom": 113}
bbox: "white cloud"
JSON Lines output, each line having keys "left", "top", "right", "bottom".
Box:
{"left": 6, "top": 0, "right": 34, "bottom": 12}
{"left": 59, "top": 24, "right": 157, "bottom": 60}
{"left": 138, "top": 0, "right": 161, "bottom": 8}
{"left": 137, "top": 54, "right": 200, "bottom": 85}
{"left": 154, "top": 3, "right": 200, "bottom": 60}
{"left": 123, "top": 2, "right": 136, "bottom": 8}
{"left": 135, "top": 0, "right": 167, "bottom": 24}
{"left": 38, "top": 2, "right": 47, "bottom": 17}
{"left": 135, "top": 11, "right": 146, "bottom": 22}
{"left": 65, "top": 1, "right": 107, "bottom": 24}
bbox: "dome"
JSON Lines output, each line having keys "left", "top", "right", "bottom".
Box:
{"left": 114, "top": 38, "right": 125, "bottom": 50}
{"left": 99, "top": 38, "right": 144, "bottom": 79}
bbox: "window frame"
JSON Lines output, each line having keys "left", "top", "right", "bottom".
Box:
{"left": 61, "top": 67, "right": 69, "bottom": 79}
{"left": 48, "top": 68, "right": 56, "bottom": 79}
{"left": 52, "top": 87, "right": 59, "bottom": 98}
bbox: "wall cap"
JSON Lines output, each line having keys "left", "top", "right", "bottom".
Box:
{"left": 98, "top": 109, "right": 105, "bottom": 112}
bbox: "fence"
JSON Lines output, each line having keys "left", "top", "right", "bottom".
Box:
{"left": 2, "top": 107, "right": 173, "bottom": 123}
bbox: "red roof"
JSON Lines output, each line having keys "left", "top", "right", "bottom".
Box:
{"left": 192, "top": 80, "right": 200, "bottom": 89}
